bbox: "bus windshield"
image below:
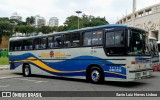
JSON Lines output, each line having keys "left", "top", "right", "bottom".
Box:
{"left": 127, "top": 29, "right": 148, "bottom": 56}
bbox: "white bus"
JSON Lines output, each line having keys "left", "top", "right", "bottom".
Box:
{"left": 9, "top": 24, "right": 152, "bottom": 83}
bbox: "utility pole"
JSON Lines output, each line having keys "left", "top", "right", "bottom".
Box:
{"left": 75, "top": 11, "right": 82, "bottom": 29}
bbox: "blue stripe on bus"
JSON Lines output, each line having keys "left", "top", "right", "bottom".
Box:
{"left": 10, "top": 53, "right": 126, "bottom": 79}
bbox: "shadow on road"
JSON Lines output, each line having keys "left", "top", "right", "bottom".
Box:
{"left": 101, "top": 81, "right": 147, "bottom": 88}
{"left": 14, "top": 73, "right": 148, "bottom": 88}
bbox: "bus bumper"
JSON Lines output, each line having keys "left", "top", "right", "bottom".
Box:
{"left": 127, "top": 69, "right": 153, "bottom": 81}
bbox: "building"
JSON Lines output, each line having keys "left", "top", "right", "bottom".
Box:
{"left": 49, "top": 17, "right": 59, "bottom": 27}
{"left": 34, "top": 15, "right": 46, "bottom": 27}
{"left": 10, "top": 12, "right": 22, "bottom": 21}
{"left": 116, "top": 3, "right": 160, "bottom": 41}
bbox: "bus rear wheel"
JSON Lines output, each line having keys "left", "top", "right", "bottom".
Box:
{"left": 87, "top": 66, "right": 104, "bottom": 83}
{"left": 23, "top": 64, "right": 31, "bottom": 77}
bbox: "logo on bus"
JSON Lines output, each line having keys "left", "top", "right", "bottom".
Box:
{"left": 50, "top": 51, "right": 54, "bottom": 58}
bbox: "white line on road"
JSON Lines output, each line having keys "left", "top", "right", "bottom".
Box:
{"left": 0, "top": 85, "right": 10, "bottom": 88}
{"left": 14, "top": 78, "right": 37, "bottom": 82}
{"left": 35, "top": 81, "right": 48, "bottom": 83}
{"left": 13, "top": 78, "right": 48, "bottom": 83}
{"left": 0, "top": 76, "right": 22, "bottom": 80}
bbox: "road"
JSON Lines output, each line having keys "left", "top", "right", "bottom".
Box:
{"left": 0, "top": 70, "right": 160, "bottom": 100}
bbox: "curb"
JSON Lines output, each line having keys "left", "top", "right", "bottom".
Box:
{"left": 0, "top": 65, "right": 10, "bottom": 70}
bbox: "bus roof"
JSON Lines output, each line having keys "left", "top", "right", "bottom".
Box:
{"left": 49, "top": 24, "right": 128, "bottom": 35}
{"left": 9, "top": 24, "right": 146, "bottom": 41}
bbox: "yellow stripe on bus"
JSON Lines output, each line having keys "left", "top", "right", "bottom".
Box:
{"left": 14, "top": 57, "right": 86, "bottom": 73}
{"left": 27, "top": 57, "right": 61, "bottom": 72}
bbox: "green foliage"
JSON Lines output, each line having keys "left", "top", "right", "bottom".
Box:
{"left": 15, "top": 25, "right": 35, "bottom": 35}
{"left": 0, "top": 17, "right": 10, "bottom": 21}
{"left": 0, "top": 57, "right": 9, "bottom": 65}
{"left": 9, "top": 19, "right": 27, "bottom": 25}
{"left": 64, "top": 14, "right": 109, "bottom": 30}
{"left": 64, "top": 16, "right": 79, "bottom": 30}
{"left": 36, "top": 26, "right": 66, "bottom": 34}
{"left": 38, "top": 26, "right": 53, "bottom": 34}
{"left": 0, "top": 49, "right": 8, "bottom": 58}
{"left": 0, "top": 19, "right": 14, "bottom": 44}
{"left": 26, "top": 16, "right": 35, "bottom": 25}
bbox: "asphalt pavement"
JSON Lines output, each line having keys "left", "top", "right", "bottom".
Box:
{"left": 0, "top": 69, "right": 160, "bottom": 100}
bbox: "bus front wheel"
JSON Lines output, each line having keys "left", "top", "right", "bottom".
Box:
{"left": 87, "top": 66, "right": 104, "bottom": 83}
{"left": 23, "top": 64, "right": 31, "bottom": 77}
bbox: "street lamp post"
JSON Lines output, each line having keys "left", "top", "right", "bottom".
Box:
{"left": 76, "top": 11, "right": 82, "bottom": 29}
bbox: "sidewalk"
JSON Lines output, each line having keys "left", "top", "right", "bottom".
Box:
{"left": 0, "top": 65, "right": 9, "bottom": 70}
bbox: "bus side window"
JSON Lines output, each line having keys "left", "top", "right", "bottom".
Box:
{"left": 72, "top": 33, "right": 80, "bottom": 47}
{"left": 83, "top": 32, "right": 92, "bottom": 46}
{"left": 54, "top": 36, "right": 62, "bottom": 48}
{"left": 35, "top": 38, "right": 41, "bottom": 49}
{"left": 48, "top": 37, "right": 54, "bottom": 48}
{"left": 14, "top": 41, "right": 23, "bottom": 51}
{"left": 41, "top": 38, "right": 46, "bottom": 49}
{"left": 106, "top": 30, "right": 125, "bottom": 55}
{"left": 23, "top": 39, "right": 33, "bottom": 50}
{"left": 92, "top": 31, "right": 103, "bottom": 45}
{"left": 106, "top": 32, "right": 114, "bottom": 47}
{"left": 64, "top": 34, "right": 71, "bottom": 47}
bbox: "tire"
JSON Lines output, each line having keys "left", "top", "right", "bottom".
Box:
{"left": 23, "top": 64, "right": 31, "bottom": 77}
{"left": 87, "top": 66, "right": 104, "bottom": 83}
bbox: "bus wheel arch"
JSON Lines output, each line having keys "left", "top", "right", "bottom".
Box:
{"left": 86, "top": 64, "right": 104, "bottom": 83}
{"left": 22, "top": 63, "right": 31, "bottom": 77}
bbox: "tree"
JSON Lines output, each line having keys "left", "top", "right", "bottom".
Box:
{"left": 0, "top": 20, "right": 14, "bottom": 44}
{"left": 0, "top": 17, "right": 10, "bottom": 22}
{"left": 63, "top": 15, "right": 79, "bottom": 30}
{"left": 9, "top": 19, "right": 27, "bottom": 25}
{"left": 36, "top": 26, "right": 53, "bottom": 34}
{"left": 64, "top": 14, "right": 109, "bottom": 30}
{"left": 26, "top": 16, "right": 35, "bottom": 25}
{"left": 15, "top": 25, "right": 35, "bottom": 36}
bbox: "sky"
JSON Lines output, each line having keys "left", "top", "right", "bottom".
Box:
{"left": 0, "top": 0, "right": 160, "bottom": 25}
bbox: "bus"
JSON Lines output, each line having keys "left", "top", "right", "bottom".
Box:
{"left": 156, "top": 41, "right": 160, "bottom": 71}
{"left": 9, "top": 24, "right": 152, "bottom": 83}
{"left": 148, "top": 37, "right": 159, "bottom": 71}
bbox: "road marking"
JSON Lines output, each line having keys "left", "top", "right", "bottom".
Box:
{"left": 35, "top": 81, "right": 48, "bottom": 83}
{"left": 13, "top": 78, "right": 48, "bottom": 83}
{"left": 14, "top": 78, "right": 37, "bottom": 82}
{"left": 0, "top": 85, "right": 10, "bottom": 88}
{"left": 0, "top": 76, "right": 22, "bottom": 80}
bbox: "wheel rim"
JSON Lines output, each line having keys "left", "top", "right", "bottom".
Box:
{"left": 25, "top": 67, "right": 29, "bottom": 76}
{"left": 91, "top": 70, "right": 100, "bottom": 82}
